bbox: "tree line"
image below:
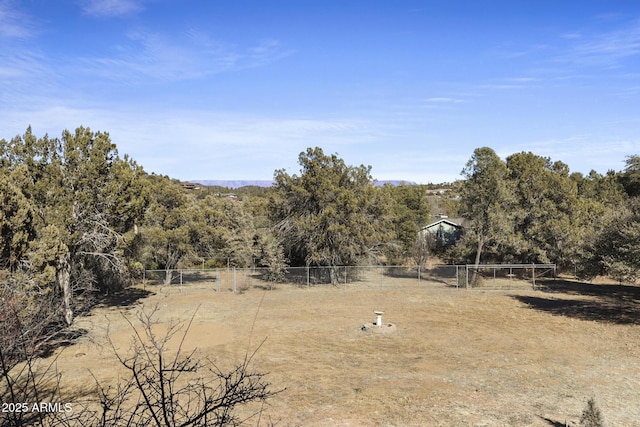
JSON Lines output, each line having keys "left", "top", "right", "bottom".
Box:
{"left": 1, "top": 127, "right": 639, "bottom": 331}
{"left": 456, "top": 147, "right": 640, "bottom": 283}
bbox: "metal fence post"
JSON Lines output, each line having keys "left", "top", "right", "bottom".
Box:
{"left": 139, "top": 263, "right": 554, "bottom": 293}
{"left": 466, "top": 265, "right": 469, "bottom": 289}
{"left": 532, "top": 263, "right": 536, "bottom": 290}
{"left": 233, "top": 267, "right": 237, "bottom": 293}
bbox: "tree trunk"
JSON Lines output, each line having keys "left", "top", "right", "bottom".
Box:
{"left": 329, "top": 265, "right": 340, "bottom": 285}
{"left": 57, "top": 254, "right": 73, "bottom": 325}
{"left": 164, "top": 269, "right": 173, "bottom": 285}
{"left": 471, "top": 235, "right": 485, "bottom": 287}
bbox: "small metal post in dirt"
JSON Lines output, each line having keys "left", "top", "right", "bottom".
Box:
{"left": 180, "top": 270, "right": 183, "bottom": 293}
{"left": 306, "top": 266, "right": 310, "bottom": 288}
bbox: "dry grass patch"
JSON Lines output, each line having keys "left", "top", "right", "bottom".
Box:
{"left": 43, "top": 278, "right": 640, "bottom": 426}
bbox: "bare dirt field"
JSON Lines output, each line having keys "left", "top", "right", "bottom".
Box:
{"left": 44, "top": 276, "right": 640, "bottom": 426}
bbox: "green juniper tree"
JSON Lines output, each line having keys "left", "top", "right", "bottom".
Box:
{"left": 580, "top": 197, "right": 640, "bottom": 282}
{"left": 380, "top": 183, "right": 431, "bottom": 265}
{"left": 1, "top": 127, "right": 147, "bottom": 324}
{"left": 458, "top": 147, "right": 514, "bottom": 274}
{"left": 0, "top": 169, "right": 36, "bottom": 271}
{"left": 141, "top": 175, "right": 195, "bottom": 283}
{"left": 619, "top": 154, "right": 640, "bottom": 197}
{"left": 506, "top": 152, "right": 582, "bottom": 267}
{"left": 271, "top": 147, "right": 391, "bottom": 284}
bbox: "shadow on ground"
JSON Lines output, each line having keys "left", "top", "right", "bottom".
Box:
{"left": 92, "top": 286, "right": 154, "bottom": 308}
{"left": 74, "top": 286, "right": 154, "bottom": 317}
{"left": 540, "top": 416, "right": 569, "bottom": 427}
{"left": 514, "top": 278, "right": 640, "bottom": 325}
{"left": 40, "top": 287, "right": 155, "bottom": 358}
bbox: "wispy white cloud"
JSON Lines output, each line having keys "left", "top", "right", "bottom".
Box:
{"left": 494, "top": 19, "right": 640, "bottom": 79}
{"left": 79, "top": 0, "right": 146, "bottom": 17}
{"left": 476, "top": 76, "right": 541, "bottom": 93}
{"left": 480, "top": 83, "right": 528, "bottom": 90}
{"left": 83, "top": 30, "right": 294, "bottom": 82}
{"left": 0, "top": 50, "right": 63, "bottom": 105}
{"left": 407, "top": 96, "right": 470, "bottom": 113}
{"left": 561, "top": 32, "right": 582, "bottom": 40}
{"left": 113, "top": 113, "right": 385, "bottom": 179}
{"left": 186, "top": 30, "right": 293, "bottom": 70}
{"left": 558, "top": 19, "right": 640, "bottom": 69}
{"left": 492, "top": 43, "right": 551, "bottom": 60}
{"left": 496, "top": 135, "right": 638, "bottom": 174}
{"left": 594, "top": 12, "right": 628, "bottom": 24}
{"left": 504, "top": 77, "right": 540, "bottom": 83}
{"left": 0, "top": 0, "right": 38, "bottom": 39}
{"left": 0, "top": 105, "right": 381, "bottom": 179}
{"left": 368, "top": 148, "right": 470, "bottom": 183}
{"left": 577, "top": 26, "right": 640, "bottom": 60}
{"left": 246, "top": 39, "right": 292, "bottom": 68}
{"left": 3, "top": 99, "right": 636, "bottom": 183}
{"left": 425, "top": 97, "right": 465, "bottom": 103}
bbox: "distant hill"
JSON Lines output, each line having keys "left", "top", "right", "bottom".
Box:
{"left": 188, "top": 180, "right": 417, "bottom": 189}
{"left": 377, "top": 180, "right": 417, "bottom": 187}
{"left": 190, "top": 180, "right": 274, "bottom": 188}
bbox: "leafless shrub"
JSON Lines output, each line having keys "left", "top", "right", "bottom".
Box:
{"left": 1, "top": 284, "right": 279, "bottom": 427}
{"left": 85, "top": 304, "right": 280, "bottom": 426}
{"left": 0, "top": 281, "right": 87, "bottom": 427}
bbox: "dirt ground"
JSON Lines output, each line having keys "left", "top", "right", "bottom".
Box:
{"left": 44, "top": 276, "right": 640, "bottom": 426}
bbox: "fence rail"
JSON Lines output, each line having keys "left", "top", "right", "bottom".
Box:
{"left": 141, "top": 264, "right": 556, "bottom": 293}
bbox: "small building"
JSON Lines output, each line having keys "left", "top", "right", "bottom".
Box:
{"left": 181, "top": 182, "right": 202, "bottom": 190}
{"left": 419, "top": 218, "right": 463, "bottom": 247}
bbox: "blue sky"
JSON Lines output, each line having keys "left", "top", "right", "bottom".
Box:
{"left": 2, "top": 0, "right": 640, "bottom": 183}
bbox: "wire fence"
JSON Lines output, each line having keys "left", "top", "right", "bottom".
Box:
{"left": 141, "top": 264, "right": 556, "bottom": 294}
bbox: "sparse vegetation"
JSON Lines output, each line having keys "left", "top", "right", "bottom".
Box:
{"left": 0, "top": 303, "right": 278, "bottom": 426}
{"left": 3, "top": 126, "right": 640, "bottom": 425}
{"left": 580, "top": 396, "right": 606, "bottom": 427}
{"left": 10, "top": 278, "right": 638, "bottom": 425}
{"left": 88, "top": 305, "right": 278, "bottom": 427}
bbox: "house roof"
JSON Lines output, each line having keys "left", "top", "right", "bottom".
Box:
{"left": 421, "top": 218, "right": 464, "bottom": 231}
